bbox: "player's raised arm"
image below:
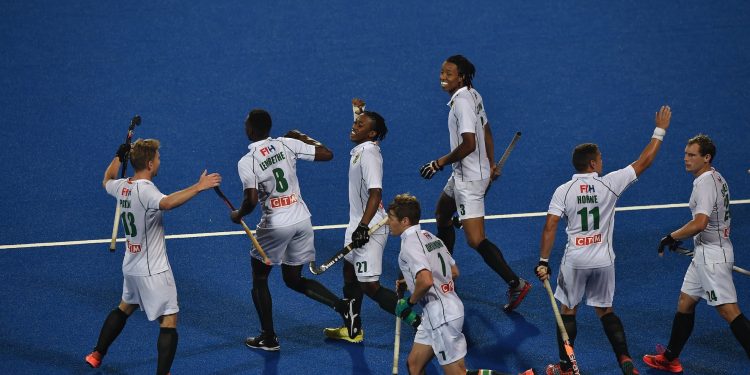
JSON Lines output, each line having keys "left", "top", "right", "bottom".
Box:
{"left": 630, "top": 105, "right": 672, "bottom": 177}
{"left": 159, "top": 170, "right": 221, "bottom": 210}
{"left": 284, "top": 129, "right": 333, "bottom": 161}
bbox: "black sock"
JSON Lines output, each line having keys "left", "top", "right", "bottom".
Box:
{"left": 476, "top": 239, "right": 519, "bottom": 287}
{"left": 600, "top": 312, "right": 631, "bottom": 361}
{"left": 371, "top": 286, "right": 398, "bottom": 315}
{"left": 156, "top": 327, "right": 177, "bottom": 375}
{"left": 251, "top": 280, "right": 275, "bottom": 335}
{"left": 665, "top": 311, "right": 694, "bottom": 361}
{"left": 557, "top": 315, "right": 577, "bottom": 370}
{"left": 437, "top": 225, "right": 455, "bottom": 255}
{"left": 343, "top": 281, "right": 364, "bottom": 317}
{"left": 730, "top": 313, "right": 750, "bottom": 358}
{"left": 94, "top": 308, "right": 129, "bottom": 355}
{"left": 297, "top": 278, "right": 341, "bottom": 309}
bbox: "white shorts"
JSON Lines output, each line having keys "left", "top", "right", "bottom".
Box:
{"left": 443, "top": 176, "right": 489, "bottom": 220}
{"left": 344, "top": 231, "right": 387, "bottom": 282}
{"left": 681, "top": 261, "right": 737, "bottom": 306}
{"left": 554, "top": 264, "right": 615, "bottom": 308}
{"left": 122, "top": 269, "right": 179, "bottom": 321}
{"left": 254, "top": 218, "right": 315, "bottom": 266}
{"left": 413, "top": 317, "right": 467, "bottom": 366}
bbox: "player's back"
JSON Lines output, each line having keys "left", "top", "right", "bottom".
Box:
{"left": 105, "top": 178, "right": 169, "bottom": 276}
{"left": 237, "top": 137, "right": 316, "bottom": 228}
{"left": 549, "top": 166, "right": 636, "bottom": 269}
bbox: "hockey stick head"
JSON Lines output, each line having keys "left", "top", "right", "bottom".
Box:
{"left": 309, "top": 261, "right": 326, "bottom": 275}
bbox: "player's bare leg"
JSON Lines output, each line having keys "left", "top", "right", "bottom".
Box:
{"left": 406, "top": 342, "right": 435, "bottom": 375}
{"left": 85, "top": 302, "right": 137, "bottom": 368}
{"left": 442, "top": 357, "right": 467, "bottom": 375}
{"left": 157, "top": 313, "right": 178, "bottom": 375}
{"left": 594, "top": 306, "right": 638, "bottom": 374}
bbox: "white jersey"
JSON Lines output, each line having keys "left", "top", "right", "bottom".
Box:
{"left": 689, "top": 168, "right": 733, "bottom": 264}
{"left": 446, "top": 86, "right": 491, "bottom": 182}
{"left": 238, "top": 137, "right": 316, "bottom": 229}
{"left": 548, "top": 165, "right": 637, "bottom": 269}
{"left": 105, "top": 178, "right": 169, "bottom": 276}
{"left": 398, "top": 225, "right": 464, "bottom": 329}
{"left": 345, "top": 141, "right": 387, "bottom": 241}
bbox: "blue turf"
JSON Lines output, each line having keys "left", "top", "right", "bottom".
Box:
{"left": 1, "top": 1, "right": 749, "bottom": 374}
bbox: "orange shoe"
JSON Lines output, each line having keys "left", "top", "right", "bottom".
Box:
{"left": 519, "top": 369, "right": 536, "bottom": 375}
{"left": 504, "top": 279, "right": 532, "bottom": 312}
{"left": 84, "top": 350, "right": 102, "bottom": 368}
{"left": 642, "top": 349, "right": 683, "bottom": 373}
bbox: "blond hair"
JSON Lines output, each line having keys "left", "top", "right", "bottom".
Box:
{"left": 387, "top": 193, "right": 421, "bottom": 224}
{"left": 129, "top": 139, "right": 160, "bottom": 171}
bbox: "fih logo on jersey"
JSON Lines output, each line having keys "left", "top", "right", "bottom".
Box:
{"left": 120, "top": 187, "right": 132, "bottom": 197}
{"left": 259, "top": 144, "right": 277, "bottom": 156}
{"left": 440, "top": 280, "right": 454, "bottom": 294}
{"left": 270, "top": 193, "right": 298, "bottom": 208}
{"left": 575, "top": 233, "right": 602, "bottom": 246}
{"left": 126, "top": 239, "right": 142, "bottom": 253}
{"left": 422, "top": 231, "right": 433, "bottom": 240}
{"left": 580, "top": 185, "right": 595, "bottom": 193}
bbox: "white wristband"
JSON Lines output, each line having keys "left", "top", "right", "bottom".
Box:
{"left": 539, "top": 257, "right": 549, "bottom": 263}
{"left": 652, "top": 127, "right": 666, "bottom": 141}
{"left": 352, "top": 105, "right": 365, "bottom": 121}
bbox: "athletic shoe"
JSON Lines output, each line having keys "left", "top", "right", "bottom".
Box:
{"left": 519, "top": 369, "right": 536, "bottom": 375}
{"left": 84, "top": 350, "right": 102, "bottom": 368}
{"left": 642, "top": 352, "right": 683, "bottom": 373}
{"left": 245, "top": 333, "right": 280, "bottom": 351}
{"left": 504, "top": 278, "right": 532, "bottom": 312}
{"left": 619, "top": 356, "right": 640, "bottom": 375}
{"left": 545, "top": 363, "right": 573, "bottom": 375}
{"left": 323, "top": 326, "right": 364, "bottom": 343}
{"left": 339, "top": 298, "right": 360, "bottom": 339}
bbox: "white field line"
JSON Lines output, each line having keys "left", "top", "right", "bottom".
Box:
{"left": 2, "top": 199, "right": 748, "bottom": 250}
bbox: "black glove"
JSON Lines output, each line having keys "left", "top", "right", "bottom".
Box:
{"left": 535, "top": 260, "right": 551, "bottom": 280}
{"left": 116, "top": 143, "right": 131, "bottom": 162}
{"left": 658, "top": 234, "right": 682, "bottom": 255}
{"left": 351, "top": 222, "right": 370, "bottom": 248}
{"left": 419, "top": 160, "right": 443, "bottom": 179}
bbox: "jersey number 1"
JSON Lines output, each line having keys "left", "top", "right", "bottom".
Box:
{"left": 577, "top": 206, "right": 600, "bottom": 231}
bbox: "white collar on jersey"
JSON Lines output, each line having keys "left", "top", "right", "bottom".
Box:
{"left": 447, "top": 86, "right": 469, "bottom": 107}
{"left": 571, "top": 171, "right": 599, "bottom": 178}
{"left": 350, "top": 140, "right": 377, "bottom": 155}
{"left": 247, "top": 137, "right": 273, "bottom": 150}
{"left": 401, "top": 224, "right": 422, "bottom": 239}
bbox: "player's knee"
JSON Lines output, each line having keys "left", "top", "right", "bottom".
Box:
{"left": 361, "top": 281, "right": 380, "bottom": 297}
{"left": 282, "top": 274, "right": 305, "bottom": 292}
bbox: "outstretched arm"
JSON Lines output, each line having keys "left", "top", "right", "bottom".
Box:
{"left": 160, "top": 170, "right": 222, "bottom": 210}
{"left": 285, "top": 130, "right": 333, "bottom": 161}
{"left": 630, "top": 105, "right": 671, "bottom": 177}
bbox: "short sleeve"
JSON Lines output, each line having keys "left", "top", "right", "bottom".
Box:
{"left": 360, "top": 146, "right": 383, "bottom": 190}
{"left": 602, "top": 165, "right": 637, "bottom": 196}
{"left": 105, "top": 178, "right": 125, "bottom": 198}
{"left": 282, "top": 138, "right": 316, "bottom": 161}
{"left": 693, "top": 179, "right": 717, "bottom": 217}
{"left": 137, "top": 183, "right": 166, "bottom": 210}
{"left": 237, "top": 155, "right": 257, "bottom": 190}
{"left": 548, "top": 184, "right": 568, "bottom": 217}
{"left": 453, "top": 97, "right": 477, "bottom": 135}
{"left": 403, "top": 244, "right": 430, "bottom": 278}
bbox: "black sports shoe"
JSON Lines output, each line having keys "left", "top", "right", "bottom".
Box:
{"left": 339, "top": 298, "right": 360, "bottom": 339}
{"left": 245, "top": 333, "right": 280, "bottom": 351}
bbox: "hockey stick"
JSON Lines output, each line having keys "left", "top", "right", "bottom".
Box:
{"left": 392, "top": 281, "right": 406, "bottom": 375}
{"left": 309, "top": 216, "right": 389, "bottom": 275}
{"left": 109, "top": 115, "right": 141, "bottom": 252}
{"left": 672, "top": 247, "right": 750, "bottom": 276}
{"left": 213, "top": 187, "right": 272, "bottom": 265}
{"left": 454, "top": 131, "right": 521, "bottom": 228}
{"left": 543, "top": 279, "right": 581, "bottom": 375}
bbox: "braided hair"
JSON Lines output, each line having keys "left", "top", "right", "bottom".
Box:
{"left": 446, "top": 55, "right": 476, "bottom": 88}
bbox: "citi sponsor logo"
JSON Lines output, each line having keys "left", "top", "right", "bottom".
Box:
{"left": 270, "top": 193, "right": 298, "bottom": 208}
{"left": 259, "top": 145, "right": 277, "bottom": 156}
{"left": 440, "top": 280, "right": 454, "bottom": 293}
{"left": 575, "top": 233, "right": 602, "bottom": 246}
{"left": 580, "top": 184, "right": 595, "bottom": 193}
{"left": 126, "top": 240, "right": 142, "bottom": 253}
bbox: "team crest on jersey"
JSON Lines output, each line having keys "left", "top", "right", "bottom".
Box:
{"left": 351, "top": 153, "right": 360, "bottom": 165}
{"left": 422, "top": 231, "right": 432, "bottom": 240}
